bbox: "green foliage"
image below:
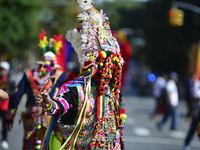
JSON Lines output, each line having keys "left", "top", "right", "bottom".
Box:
{"left": 40, "top": 0, "right": 78, "bottom": 36}
{"left": 0, "top": 0, "right": 45, "bottom": 58}
{"left": 0, "top": 0, "right": 78, "bottom": 62}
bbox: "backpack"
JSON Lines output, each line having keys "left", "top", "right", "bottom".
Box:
{"left": 160, "top": 86, "right": 168, "bottom": 104}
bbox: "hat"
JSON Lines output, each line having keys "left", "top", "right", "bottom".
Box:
{"left": 38, "top": 29, "right": 63, "bottom": 55}
{"left": 0, "top": 61, "right": 10, "bottom": 71}
{"left": 37, "top": 29, "right": 63, "bottom": 76}
{"left": 36, "top": 51, "right": 57, "bottom": 65}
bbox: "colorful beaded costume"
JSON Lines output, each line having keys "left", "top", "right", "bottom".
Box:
{"left": 5, "top": 31, "right": 67, "bottom": 150}
{"left": 40, "top": 0, "right": 125, "bottom": 149}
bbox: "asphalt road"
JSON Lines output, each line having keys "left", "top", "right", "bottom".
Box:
{"left": 123, "top": 96, "right": 200, "bottom": 150}
{"left": 1, "top": 95, "right": 200, "bottom": 150}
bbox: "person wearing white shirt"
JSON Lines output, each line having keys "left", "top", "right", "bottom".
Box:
{"left": 157, "top": 72, "right": 179, "bottom": 131}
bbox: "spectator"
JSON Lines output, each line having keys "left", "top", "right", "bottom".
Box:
{"left": 183, "top": 77, "right": 200, "bottom": 150}
{"left": 185, "top": 73, "right": 196, "bottom": 120}
{"left": 0, "top": 61, "right": 15, "bottom": 149}
{"left": 116, "top": 30, "right": 132, "bottom": 87}
{"left": 157, "top": 71, "right": 179, "bottom": 131}
{"left": 197, "top": 111, "right": 200, "bottom": 140}
{"left": 150, "top": 72, "right": 167, "bottom": 120}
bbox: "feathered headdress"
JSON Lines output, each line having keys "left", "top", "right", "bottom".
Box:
{"left": 38, "top": 29, "right": 62, "bottom": 55}
{"left": 37, "top": 29, "right": 63, "bottom": 76}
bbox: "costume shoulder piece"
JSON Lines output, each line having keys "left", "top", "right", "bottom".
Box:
{"left": 66, "top": 0, "right": 124, "bottom": 96}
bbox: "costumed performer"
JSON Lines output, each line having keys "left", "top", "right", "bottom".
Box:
{"left": 36, "top": 0, "right": 125, "bottom": 149}
{"left": 5, "top": 30, "right": 68, "bottom": 150}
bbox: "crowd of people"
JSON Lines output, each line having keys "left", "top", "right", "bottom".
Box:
{"left": 151, "top": 71, "right": 200, "bottom": 150}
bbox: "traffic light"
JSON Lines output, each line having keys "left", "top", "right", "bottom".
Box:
{"left": 168, "top": 8, "right": 184, "bottom": 26}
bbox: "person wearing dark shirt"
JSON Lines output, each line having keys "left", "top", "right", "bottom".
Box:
{"left": 183, "top": 76, "right": 200, "bottom": 150}
{"left": 185, "top": 73, "right": 196, "bottom": 119}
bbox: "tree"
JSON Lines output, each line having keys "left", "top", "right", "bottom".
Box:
{"left": 0, "top": 0, "right": 45, "bottom": 59}
{"left": 40, "top": 0, "right": 78, "bottom": 36}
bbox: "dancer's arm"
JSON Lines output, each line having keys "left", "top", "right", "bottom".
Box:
{"left": 0, "top": 89, "right": 9, "bottom": 101}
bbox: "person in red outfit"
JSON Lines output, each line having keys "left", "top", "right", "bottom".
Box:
{"left": 116, "top": 30, "right": 132, "bottom": 87}
{"left": 0, "top": 61, "right": 15, "bottom": 149}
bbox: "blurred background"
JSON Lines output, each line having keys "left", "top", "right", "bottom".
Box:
{"left": 1, "top": 0, "right": 200, "bottom": 150}
{"left": 1, "top": 0, "right": 200, "bottom": 97}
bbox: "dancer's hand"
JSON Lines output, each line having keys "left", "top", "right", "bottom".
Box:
{"left": 0, "top": 89, "right": 9, "bottom": 101}
{"left": 36, "top": 91, "right": 52, "bottom": 109}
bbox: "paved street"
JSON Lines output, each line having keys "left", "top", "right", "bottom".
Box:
{"left": 124, "top": 96, "right": 200, "bottom": 150}
{"left": 1, "top": 95, "right": 200, "bottom": 150}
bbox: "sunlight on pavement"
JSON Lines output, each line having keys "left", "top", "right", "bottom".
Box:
{"left": 132, "top": 127, "right": 151, "bottom": 136}
{"left": 169, "top": 130, "right": 186, "bottom": 139}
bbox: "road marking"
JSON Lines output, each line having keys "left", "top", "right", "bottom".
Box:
{"left": 169, "top": 130, "right": 186, "bottom": 139}
{"left": 132, "top": 127, "right": 151, "bottom": 136}
{"left": 124, "top": 136, "right": 200, "bottom": 147}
